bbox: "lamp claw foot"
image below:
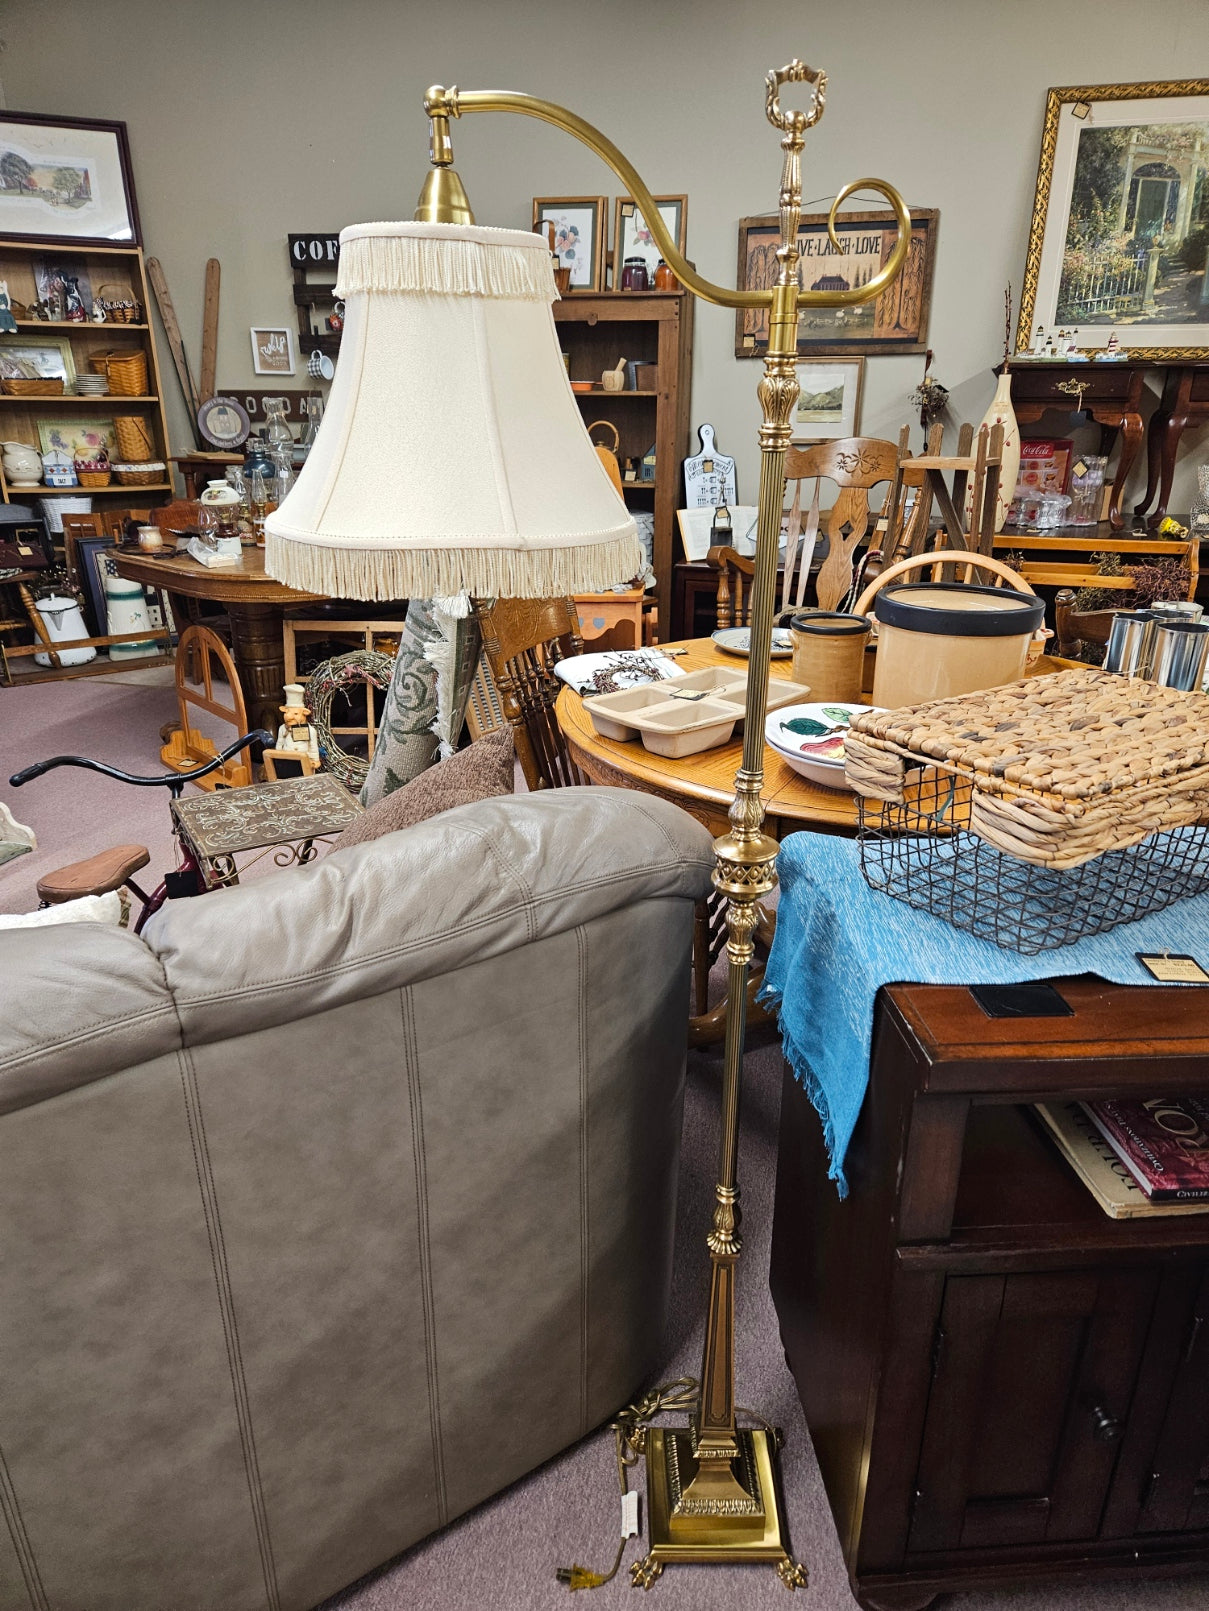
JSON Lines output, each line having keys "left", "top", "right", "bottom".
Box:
{"left": 630, "top": 1555, "right": 663, "bottom": 1590}
{"left": 777, "top": 1557, "right": 809, "bottom": 1591}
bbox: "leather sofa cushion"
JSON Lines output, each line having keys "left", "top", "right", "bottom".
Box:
{"left": 339, "top": 727, "right": 514, "bottom": 848}
{"left": 146, "top": 789, "right": 713, "bottom": 1051}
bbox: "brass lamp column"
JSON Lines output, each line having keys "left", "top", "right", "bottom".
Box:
{"left": 416, "top": 63, "right": 908, "bottom": 1590}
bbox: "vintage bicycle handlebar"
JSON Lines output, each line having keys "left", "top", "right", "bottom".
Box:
{"left": 9, "top": 730, "right": 274, "bottom": 791}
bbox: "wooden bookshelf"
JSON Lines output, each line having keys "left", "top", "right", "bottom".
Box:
{"left": 0, "top": 240, "right": 172, "bottom": 519}
{"left": 553, "top": 292, "right": 693, "bottom": 641}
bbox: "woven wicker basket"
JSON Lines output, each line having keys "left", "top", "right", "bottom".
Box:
{"left": 88, "top": 350, "right": 147, "bottom": 396}
{"left": 97, "top": 284, "right": 142, "bottom": 324}
{"left": 113, "top": 460, "right": 165, "bottom": 487}
{"left": 76, "top": 469, "right": 112, "bottom": 487}
{"left": 113, "top": 415, "right": 155, "bottom": 461}
{"left": 845, "top": 667, "right": 1209, "bottom": 870}
{"left": 1, "top": 377, "right": 64, "bottom": 396}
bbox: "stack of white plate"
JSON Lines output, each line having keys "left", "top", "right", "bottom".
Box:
{"left": 764, "top": 701, "right": 877, "bottom": 788}
{"left": 74, "top": 374, "right": 109, "bottom": 396}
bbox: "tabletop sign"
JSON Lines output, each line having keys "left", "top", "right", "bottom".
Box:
{"left": 1136, "top": 952, "right": 1209, "bottom": 984}
{"left": 288, "top": 233, "right": 341, "bottom": 268}
{"left": 683, "top": 424, "right": 736, "bottom": 509}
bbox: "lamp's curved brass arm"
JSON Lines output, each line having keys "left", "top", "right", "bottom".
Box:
{"left": 424, "top": 85, "right": 910, "bottom": 312}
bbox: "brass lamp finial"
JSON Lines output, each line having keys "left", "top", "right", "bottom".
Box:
{"left": 415, "top": 84, "right": 475, "bottom": 225}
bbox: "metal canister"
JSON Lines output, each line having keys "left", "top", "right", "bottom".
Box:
{"left": 1103, "top": 611, "right": 1156, "bottom": 678}
{"left": 1149, "top": 620, "right": 1209, "bottom": 691}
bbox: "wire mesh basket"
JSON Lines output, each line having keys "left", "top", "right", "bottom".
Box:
{"left": 856, "top": 766, "right": 1209, "bottom": 952}
{"left": 847, "top": 668, "right": 1209, "bottom": 952}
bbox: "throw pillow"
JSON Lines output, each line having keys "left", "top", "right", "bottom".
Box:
{"left": 358, "top": 602, "right": 439, "bottom": 807}
{"left": 0, "top": 890, "right": 128, "bottom": 929}
{"left": 340, "top": 727, "right": 515, "bottom": 848}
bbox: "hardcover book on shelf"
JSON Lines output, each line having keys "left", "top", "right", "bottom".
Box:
{"left": 1081, "top": 1097, "right": 1209, "bottom": 1201}
{"left": 1035, "top": 1103, "right": 1209, "bottom": 1220}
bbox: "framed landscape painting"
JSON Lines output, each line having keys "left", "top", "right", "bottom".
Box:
{"left": 1018, "top": 80, "right": 1209, "bottom": 359}
{"left": 736, "top": 209, "right": 937, "bottom": 357}
{"left": 793, "top": 358, "right": 864, "bottom": 441}
{"left": 0, "top": 112, "right": 139, "bottom": 247}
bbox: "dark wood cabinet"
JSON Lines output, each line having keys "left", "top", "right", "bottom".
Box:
{"left": 770, "top": 978, "right": 1209, "bottom": 1610}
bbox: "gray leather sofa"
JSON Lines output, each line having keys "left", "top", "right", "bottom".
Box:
{"left": 0, "top": 788, "right": 713, "bottom": 1611}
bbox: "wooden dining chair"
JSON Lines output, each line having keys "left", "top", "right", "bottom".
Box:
{"left": 786, "top": 436, "right": 901, "bottom": 613}
{"left": 474, "top": 596, "right": 586, "bottom": 789}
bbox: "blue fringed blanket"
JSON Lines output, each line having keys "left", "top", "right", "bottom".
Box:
{"left": 758, "top": 831, "right": 1209, "bottom": 1197}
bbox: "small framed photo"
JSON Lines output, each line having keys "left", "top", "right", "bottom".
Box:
{"left": 793, "top": 358, "right": 865, "bottom": 442}
{"left": 532, "top": 196, "right": 607, "bottom": 292}
{"left": 612, "top": 195, "right": 687, "bottom": 288}
{"left": 0, "top": 112, "right": 139, "bottom": 247}
{"left": 250, "top": 327, "right": 295, "bottom": 376}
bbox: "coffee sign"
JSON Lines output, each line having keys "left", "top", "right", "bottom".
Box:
{"left": 288, "top": 233, "right": 341, "bottom": 268}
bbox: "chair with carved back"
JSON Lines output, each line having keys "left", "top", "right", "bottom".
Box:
{"left": 474, "top": 597, "right": 585, "bottom": 789}
{"left": 787, "top": 437, "right": 901, "bottom": 612}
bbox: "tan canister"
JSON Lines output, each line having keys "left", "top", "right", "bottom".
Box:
{"left": 870, "top": 583, "right": 1045, "bottom": 708}
{"left": 789, "top": 611, "right": 872, "bottom": 703}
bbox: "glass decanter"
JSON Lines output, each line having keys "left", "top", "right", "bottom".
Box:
{"left": 262, "top": 397, "right": 294, "bottom": 460}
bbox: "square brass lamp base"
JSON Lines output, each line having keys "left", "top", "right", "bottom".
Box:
{"left": 630, "top": 1428, "right": 807, "bottom": 1590}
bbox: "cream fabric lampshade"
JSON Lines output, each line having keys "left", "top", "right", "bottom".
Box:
{"left": 265, "top": 221, "right": 642, "bottom": 601}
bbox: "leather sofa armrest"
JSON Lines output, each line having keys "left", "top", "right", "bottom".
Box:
{"left": 0, "top": 927, "right": 180, "bottom": 1115}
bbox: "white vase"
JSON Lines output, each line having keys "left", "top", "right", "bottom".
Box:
{"left": 967, "top": 369, "right": 1021, "bottom": 533}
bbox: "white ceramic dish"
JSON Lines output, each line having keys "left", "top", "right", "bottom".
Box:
{"left": 712, "top": 626, "right": 794, "bottom": 659}
{"left": 584, "top": 667, "right": 811, "bottom": 755}
{"left": 765, "top": 701, "right": 877, "bottom": 789}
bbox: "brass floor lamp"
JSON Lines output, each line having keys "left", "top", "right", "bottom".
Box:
{"left": 415, "top": 63, "right": 908, "bottom": 1590}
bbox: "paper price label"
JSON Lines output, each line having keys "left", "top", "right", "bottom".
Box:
{"left": 1136, "top": 952, "right": 1209, "bottom": 984}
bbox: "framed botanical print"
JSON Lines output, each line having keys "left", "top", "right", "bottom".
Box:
{"left": 736, "top": 209, "right": 938, "bottom": 357}
{"left": 0, "top": 112, "right": 139, "bottom": 247}
{"left": 612, "top": 195, "right": 687, "bottom": 287}
{"left": 793, "top": 358, "right": 864, "bottom": 442}
{"left": 531, "top": 196, "right": 607, "bottom": 292}
{"left": 1017, "top": 80, "right": 1209, "bottom": 359}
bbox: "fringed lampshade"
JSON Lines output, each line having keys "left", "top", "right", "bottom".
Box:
{"left": 264, "top": 221, "right": 642, "bottom": 601}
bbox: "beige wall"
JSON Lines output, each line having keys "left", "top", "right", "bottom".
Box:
{"left": 3, "top": 0, "right": 1207, "bottom": 511}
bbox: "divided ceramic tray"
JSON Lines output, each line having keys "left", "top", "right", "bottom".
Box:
{"left": 583, "top": 665, "right": 810, "bottom": 758}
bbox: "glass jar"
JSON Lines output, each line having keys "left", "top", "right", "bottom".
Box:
{"left": 620, "top": 257, "right": 649, "bottom": 292}
{"left": 1034, "top": 492, "right": 1071, "bottom": 530}
{"left": 263, "top": 397, "right": 293, "bottom": 457}
{"left": 1190, "top": 464, "right": 1209, "bottom": 539}
{"left": 1067, "top": 455, "right": 1107, "bottom": 526}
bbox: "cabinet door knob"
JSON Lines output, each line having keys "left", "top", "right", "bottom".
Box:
{"left": 1091, "top": 1405, "right": 1123, "bottom": 1443}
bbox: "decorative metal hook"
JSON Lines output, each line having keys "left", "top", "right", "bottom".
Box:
{"left": 765, "top": 60, "right": 827, "bottom": 134}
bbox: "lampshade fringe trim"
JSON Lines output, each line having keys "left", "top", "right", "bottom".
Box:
{"left": 337, "top": 233, "right": 555, "bottom": 302}
{"left": 265, "top": 531, "right": 643, "bottom": 603}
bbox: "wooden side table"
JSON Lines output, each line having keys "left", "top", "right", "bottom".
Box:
{"left": 1008, "top": 362, "right": 1149, "bottom": 529}
{"left": 771, "top": 976, "right": 1209, "bottom": 1610}
{"left": 1137, "top": 362, "right": 1209, "bottom": 528}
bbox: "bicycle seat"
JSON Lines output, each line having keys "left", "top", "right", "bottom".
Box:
{"left": 37, "top": 845, "right": 150, "bottom": 905}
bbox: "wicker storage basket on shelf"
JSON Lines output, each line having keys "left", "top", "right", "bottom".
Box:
{"left": 74, "top": 459, "right": 111, "bottom": 487}
{"left": 112, "top": 460, "right": 165, "bottom": 487}
{"left": 96, "top": 284, "right": 142, "bottom": 324}
{"left": 89, "top": 350, "right": 148, "bottom": 396}
{"left": 113, "top": 414, "right": 155, "bottom": 461}
{"left": 0, "top": 377, "right": 64, "bottom": 396}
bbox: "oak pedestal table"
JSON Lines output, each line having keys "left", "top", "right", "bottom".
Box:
{"left": 556, "top": 636, "right": 861, "bottom": 1046}
{"left": 111, "top": 546, "right": 320, "bottom": 738}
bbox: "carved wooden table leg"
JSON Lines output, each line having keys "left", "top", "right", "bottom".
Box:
{"left": 226, "top": 601, "right": 288, "bottom": 739}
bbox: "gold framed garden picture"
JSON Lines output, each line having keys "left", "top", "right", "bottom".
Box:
{"left": 1017, "top": 80, "right": 1209, "bottom": 360}
{"left": 735, "top": 209, "right": 937, "bottom": 358}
